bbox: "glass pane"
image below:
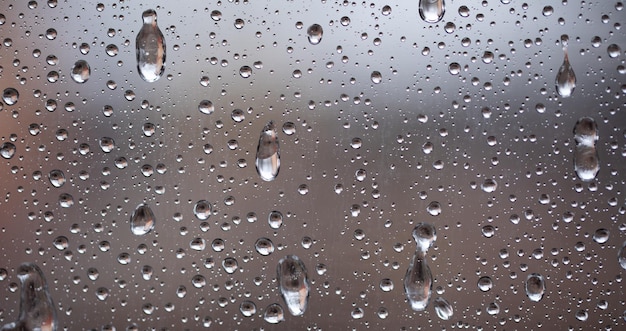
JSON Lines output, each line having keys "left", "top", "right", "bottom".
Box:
{"left": 0, "top": 1, "right": 624, "bottom": 329}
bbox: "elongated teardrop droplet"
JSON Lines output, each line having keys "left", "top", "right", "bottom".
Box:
{"left": 525, "top": 273, "right": 546, "bottom": 302}
{"left": 573, "top": 117, "right": 599, "bottom": 181}
{"left": 277, "top": 255, "right": 310, "bottom": 316}
{"left": 556, "top": 35, "right": 576, "bottom": 97}
{"left": 618, "top": 241, "right": 626, "bottom": 270}
{"left": 130, "top": 203, "right": 155, "bottom": 235}
{"left": 404, "top": 223, "right": 436, "bottom": 311}
{"left": 419, "top": 0, "right": 445, "bottom": 23}
{"left": 1, "top": 263, "right": 57, "bottom": 331}
{"left": 433, "top": 297, "right": 454, "bottom": 320}
{"left": 255, "top": 121, "right": 280, "bottom": 181}
{"left": 136, "top": 9, "right": 166, "bottom": 82}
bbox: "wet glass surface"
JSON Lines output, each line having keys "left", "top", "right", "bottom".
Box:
{"left": 0, "top": 1, "right": 625, "bottom": 329}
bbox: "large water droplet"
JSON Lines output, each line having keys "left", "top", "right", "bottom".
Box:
{"left": 193, "top": 200, "right": 212, "bottom": 220}
{"left": 2, "top": 87, "right": 19, "bottom": 105}
{"left": 70, "top": 60, "right": 90, "bottom": 83}
{"left": 433, "top": 297, "right": 454, "bottom": 320}
{"left": 136, "top": 9, "right": 166, "bottom": 82}
{"left": 255, "top": 121, "right": 280, "bottom": 181}
{"left": 618, "top": 241, "right": 626, "bottom": 270}
{"left": 254, "top": 237, "right": 275, "bottom": 256}
{"left": 277, "top": 255, "right": 310, "bottom": 316}
{"left": 573, "top": 117, "right": 599, "bottom": 181}
{"left": 263, "top": 303, "right": 285, "bottom": 324}
{"left": 130, "top": 203, "right": 155, "bottom": 236}
{"left": 525, "top": 273, "right": 546, "bottom": 302}
{"left": 555, "top": 38, "right": 576, "bottom": 97}
{"left": 419, "top": 0, "right": 445, "bottom": 24}
{"left": 48, "top": 169, "right": 65, "bottom": 188}
{"left": 477, "top": 276, "right": 493, "bottom": 292}
{"left": 307, "top": 24, "right": 323, "bottom": 45}
{"left": 404, "top": 223, "right": 436, "bottom": 311}
{"left": 0, "top": 263, "right": 57, "bottom": 331}
{"left": 0, "top": 142, "right": 16, "bottom": 159}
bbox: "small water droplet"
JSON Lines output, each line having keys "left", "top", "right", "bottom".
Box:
{"left": 371, "top": 71, "right": 382, "bottom": 84}
{"left": 277, "top": 255, "right": 310, "bottom": 316}
{"left": 379, "top": 278, "right": 394, "bottom": 292}
{"left": 477, "top": 276, "right": 493, "bottom": 292}
{"left": 593, "top": 228, "right": 609, "bottom": 244}
{"left": 70, "top": 60, "right": 90, "bottom": 83}
{"left": 525, "top": 273, "right": 546, "bottom": 302}
{"left": 268, "top": 210, "right": 283, "bottom": 229}
{"left": 255, "top": 237, "right": 275, "bottom": 256}
{"left": 255, "top": 121, "right": 280, "bottom": 181}
{"left": 419, "top": 0, "right": 445, "bottom": 23}
{"left": 307, "top": 24, "right": 323, "bottom": 45}
{"left": 607, "top": 44, "right": 621, "bottom": 58}
{"left": 136, "top": 9, "right": 166, "bottom": 82}
{"left": 48, "top": 169, "right": 65, "bottom": 188}
{"left": 556, "top": 37, "right": 576, "bottom": 97}
{"left": 240, "top": 300, "right": 257, "bottom": 317}
{"left": 198, "top": 100, "right": 214, "bottom": 115}
{"left": 222, "top": 257, "right": 239, "bottom": 274}
{"left": 99, "top": 137, "right": 115, "bottom": 153}
{"left": 130, "top": 203, "right": 155, "bottom": 236}
{"left": 426, "top": 201, "right": 442, "bottom": 216}
{"left": 53, "top": 236, "right": 69, "bottom": 250}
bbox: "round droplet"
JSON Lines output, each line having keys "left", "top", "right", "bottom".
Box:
{"left": 222, "top": 257, "right": 239, "bottom": 274}
{"left": 370, "top": 71, "right": 382, "bottom": 84}
{"left": 268, "top": 210, "right": 283, "bottom": 229}
{"left": 130, "top": 203, "right": 155, "bottom": 236}
{"left": 448, "top": 62, "right": 461, "bottom": 75}
{"left": 482, "top": 225, "right": 495, "bottom": 238}
{"left": 379, "top": 278, "right": 394, "bottom": 292}
{"left": 427, "top": 201, "right": 442, "bottom": 216}
{"left": 190, "top": 238, "right": 205, "bottom": 251}
{"left": 198, "top": 100, "right": 214, "bottom": 115}
{"left": 239, "top": 66, "right": 252, "bottom": 78}
{"left": 607, "top": 44, "right": 621, "bottom": 58}
{"left": 53, "top": 236, "right": 69, "bottom": 250}
{"left": 477, "top": 276, "right": 493, "bottom": 292}
{"left": 307, "top": 24, "right": 323, "bottom": 45}
{"left": 0, "top": 142, "right": 16, "bottom": 159}
{"left": 481, "top": 178, "right": 498, "bottom": 193}
{"left": 575, "top": 309, "right": 588, "bottom": 321}
{"left": 593, "top": 228, "right": 609, "bottom": 244}
{"left": 486, "top": 302, "right": 500, "bottom": 315}
{"left": 2, "top": 88, "right": 19, "bottom": 105}
{"left": 193, "top": 200, "right": 212, "bottom": 220}
{"left": 59, "top": 193, "right": 74, "bottom": 208}
{"left": 70, "top": 60, "right": 90, "bottom": 83}
{"left": 99, "top": 137, "right": 115, "bottom": 153}
{"left": 264, "top": 303, "right": 285, "bottom": 324}
{"left": 240, "top": 300, "right": 257, "bottom": 317}
{"left": 255, "top": 237, "right": 275, "bottom": 256}
{"left": 351, "top": 307, "right": 364, "bottom": 319}
{"left": 48, "top": 169, "right": 66, "bottom": 188}
{"left": 282, "top": 122, "right": 296, "bottom": 135}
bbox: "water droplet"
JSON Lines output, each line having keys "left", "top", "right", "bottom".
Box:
{"left": 70, "top": 60, "right": 90, "bottom": 83}
{"left": 618, "top": 241, "right": 626, "bottom": 270}
{"left": 210, "top": 10, "right": 222, "bottom": 21}
{"left": 307, "top": 24, "right": 323, "bottom": 45}
{"left": 556, "top": 37, "right": 576, "bottom": 97}
{"left": 448, "top": 62, "right": 461, "bottom": 75}
{"left": 477, "top": 276, "right": 493, "bottom": 292}
{"left": 58, "top": 193, "right": 74, "bottom": 208}
{"left": 282, "top": 122, "right": 296, "bottom": 135}
{"left": 426, "top": 201, "right": 442, "bottom": 216}
{"left": 2, "top": 88, "right": 19, "bottom": 105}
{"left": 481, "top": 178, "right": 498, "bottom": 193}
{"left": 136, "top": 9, "right": 166, "bottom": 82}
{"left": 525, "top": 273, "right": 546, "bottom": 302}
{"left": 53, "top": 236, "right": 69, "bottom": 250}
{"left": 222, "top": 257, "right": 239, "bottom": 274}
{"left": 433, "top": 297, "right": 453, "bottom": 320}
{"left": 99, "top": 137, "right": 115, "bottom": 153}
{"left": 255, "top": 121, "right": 280, "bottom": 181}
{"left": 190, "top": 238, "right": 205, "bottom": 251}
{"left": 130, "top": 203, "right": 155, "bottom": 236}
{"left": 193, "top": 200, "right": 212, "bottom": 220}
{"left": 240, "top": 300, "right": 257, "bottom": 317}
{"left": 268, "top": 210, "right": 283, "bottom": 229}
{"left": 198, "top": 100, "right": 214, "bottom": 115}
{"left": 263, "top": 303, "right": 285, "bottom": 324}
{"left": 405, "top": 223, "right": 436, "bottom": 311}
{"left": 255, "top": 237, "right": 275, "bottom": 256}
{"left": 573, "top": 117, "right": 599, "bottom": 181}
{"left": 277, "top": 255, "right": 310, "bottom": 316}
{"left": 117, "top": 252, "right": 131, "bottom": 265}
{"left": 0, "top": 263, "right": 57, "bottom": 331}
{"left": 419, "top": 0, "right": 445, "bottom": 24}
{"left": 575, "top": 309, "right": 588, "bottom": 321}
{"left": 96, "top": 287, "right": 109, "bottom": 301}
{"left": 239, "top": 65, "right": 252, "bottom": 78}
{"left": 0, "top": 142, "right": 16, "bottom": 159}
{"left": 192, "top": 275, "right": 206, "bottom": 288}
{"left": 379, "top": 278, "right": 394, "bottom": 292}
{"left": 370, "top": 71, "right": 382, "bottom": 84}
{"left": 481, "top": 225, "right": 495, "bottom": 238}
{"left": 593, "top": 228, "right": 609, "bottom": 244}
{"left": 351, "top": 307, "right": 364, "bottom": 319}
{"left": 542, "top": 5, "right": 554, "bottom": 16}
{"left": 486, "top": 301, "right": 500, "bottom": 315}
{"left": 607, "top": 44, "right": 621, "bottom": 58}
{"left": 141, "top": 265, "right": 153, "bottom": 280}
{"left": 48, "top": 169, "right": 65, "bottom": 188}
